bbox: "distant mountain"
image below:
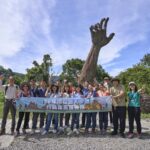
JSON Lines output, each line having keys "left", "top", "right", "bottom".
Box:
{"left": 0, "top": 65, "right": 25, "bottom": 84}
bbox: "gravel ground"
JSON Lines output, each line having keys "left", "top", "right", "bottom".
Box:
{"left": 1, "top": 119, "right": 150, "bottom": 150}
{"left": 3, "top": 129, "right": 150, "bottom": 150}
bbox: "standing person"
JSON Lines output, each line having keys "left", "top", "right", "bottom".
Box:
{"left": 85, "top": 84, "right": 97, "bottom": 133}
{"left": 103, "top": 77, "right": 113, "bottom": 126}
{"left": 41, "top": 84, "right": 59, "bottom": 135}
{"left": 64, "top": 84, "right": 71, "bottom": 127}
{"left": 97, "top": 83, "right": 109, "bottom": 134}
{"left": 32, "top": 80, "right": 47, "bottom": 133}
{"left": 67, "top": 86, "right": 83, "bottom": 135}
{"left": 30, "top": 79, "right": 39, "bottom": 134}
{"left": 81, "top": 81, "right": 89, "bottom": 128}
{"left": 15, "top": 82, "right": 31, "bottom": 136}
{"left": 127, "top": 82, "right": 142, "bottom": 138}
{"left": 110, "top": 78, "right": 126, "bottom": 138}
{"left": 0, "top": 75, "right": 18, "bottom": 135}
{"left": 59, "top": 86, "right": 65, "bottom": 131}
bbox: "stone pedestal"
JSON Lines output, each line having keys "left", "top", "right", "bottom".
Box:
{"left": 141, "top": 95, "right": 150, "bottom": 113}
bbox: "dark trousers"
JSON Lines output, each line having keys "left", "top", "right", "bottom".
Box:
{"left": 109, "top": 111, "right": 113, "bottom": 124}
{"left": 65, "top": 113, "right": 70, "bottom": 126}
{"left": 71, "top": 113, "right": 80, "bottom": 130}
{"left": 32, "top": 112, "right": 45, "bottom": 129}
{"left": 60, "top": 113, "right": 64, "bottom": 127}
{"left": 81, "top": 113, "right": 87, "bottom": 126}
{"left": 128, "top": 107, "right": 141, "bottom": 134}
{"left": 113, "top": 106, "right": 126, "bottom": 133}
{"left": 86, "top": 113, "right": 97, "bottom": 129}
{"left": 16, "top": 112, "right": 30, "bottom": 131}
{"left": 99, "top": 112, "right": 108, "bottom": 130}
{"left": 1, "top": 100, "right": 16, "bottom": 132}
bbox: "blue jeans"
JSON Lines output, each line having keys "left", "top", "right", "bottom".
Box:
{"left": 71, "top": 113, "right": 80, "bottom": 130}
{"left": 99, "top": 112, "right": 108, "bottom": 130}
{"left": 45, "top": 113, "right": 58, "bottom": 132}
{"left": 86, "top": 113, "right": 97, "bottom": 129}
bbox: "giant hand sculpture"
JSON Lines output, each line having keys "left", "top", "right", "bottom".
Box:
{"left": 79, "top": 18, "right": 115, "bottom": 83}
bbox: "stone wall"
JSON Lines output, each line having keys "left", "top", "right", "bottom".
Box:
{"left": 141, "top": 95, "right": 150, "bottom": 113}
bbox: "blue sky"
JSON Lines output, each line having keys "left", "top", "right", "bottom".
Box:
{"left": 0, "top": 0, "right": 150, "bottom": 76}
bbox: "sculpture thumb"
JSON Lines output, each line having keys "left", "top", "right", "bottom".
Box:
{"left": 108, "top": 33, "right": 115, "bottom": 43}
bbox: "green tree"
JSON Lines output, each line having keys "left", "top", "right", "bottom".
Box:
{"left": 139, "top": 53, "right": 150, "bottom": 67}
{"left": 118, "top": 54, "right": 150, "bottom": 94}
{"left": 26, "top": 54, "right": 52, "bottom": 82}
{"left": 60, "top": 58, "right": 109, "bottom": 84}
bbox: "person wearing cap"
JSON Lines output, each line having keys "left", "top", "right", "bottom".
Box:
{"left": 15, "top": 82, "right": 31, "bottom": 136}
{"left": 110, "top": 77, "right": 126, "bottom": 138}
{"left": 0, "top": 75, "right": 19, "bottom": 135}
{"left": 127, "top": 82, "right": 142, "bottom": 139}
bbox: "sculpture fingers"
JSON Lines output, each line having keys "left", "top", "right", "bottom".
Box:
{"left": 104, "top": 17, "right": 109, "bottom": 30}
{"left": 107, "top": 33, "right": 115, "bottom": 42}
{"left": 99, "top": 18, "right": 105, "bottom": 29}
{"left": 90, "top": 25, "right": 95, "bottom": 33}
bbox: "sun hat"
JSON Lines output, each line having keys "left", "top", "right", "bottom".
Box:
{"left": 129, "top": 81, "right": 136, "bottom": 86}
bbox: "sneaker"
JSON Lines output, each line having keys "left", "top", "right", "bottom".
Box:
{"left": 0, "top": 129, "right": 5, "bottom": 135}
{"left": 128, "top": 133, "right": 134, "bottom": 138}
{"left": 41, "top": 130, "right": 48, "bottom": 135}
{"left": 111, "top": 131, "right": 117, "bottom": 136}
{"left": 73, "top": 128, "right": 79, "bottom": 135}
{"left": 22, "top": 129, "right": 26, "bottom": 134}
{"left": 67, "top": 130, "right": 73, "bottom": 136}
{"left": 84, "top": 129, "right": 89, "bottom": 134}
{"left": 11, "top": 130, "right": 15, "bottom": 135}
{"left": 66, "top": 127, "right": 71, "bottom": 133}
{"left": 120, "top": 133, "right": 125, "bottom": 138}
{"left": 30, "top": 129, "right": 35, "bottom": 135}
{"left": 137, "top": 133, "right": 142, "bottom": 139}
{"left": 80, "top": 125, "right": 85, "bottom": 128}
{"left": 59, "top": 127, "right": 64, "bottom": 132}
{"left": 75, "top": 129, "right": 79, "bottom": 135}
{"left": 52, "top": 129, "right": 57, "bottom": 134}
{"left": 100, "top": 130, "right": 103, "bottom": 135}
{"left": 15, "top": 131, "right": 20, "bottom": 137}
{"left": 64, "top": 125, "right": 68, "bottom": 129}
{"left": 92, "top": 128, "right": 95, "bottom": 133}
{"left": 103, "top": 130, "right": 107, "bottom": 135}
{"left": 40, "top": 128, "right": 44, "bottom": 133}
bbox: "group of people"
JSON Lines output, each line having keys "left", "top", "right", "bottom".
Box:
{"left": 0, "top": 75, "right": 142, "bottom": 138}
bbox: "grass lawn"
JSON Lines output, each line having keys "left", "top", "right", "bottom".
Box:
{"left": 0, "top": 102, "right": 3, "bottom": 118}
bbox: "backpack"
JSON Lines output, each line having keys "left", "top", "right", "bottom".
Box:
{"left": 5, "top": 85, "right": 18, "bottom": 95}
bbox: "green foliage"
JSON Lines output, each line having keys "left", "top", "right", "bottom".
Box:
{"left": 60, "top": 58, "right": 109, "bottom": 84}
{"left": 26, "top": 54, "right": 52, "bottom": 82}
{"left": 118, "top": 54, "right": 150, "bottom": 94}
{"left": 139, "top": 53, "right": 150, "bottom": 66}
{"left": 0, "top": 92, "right": 4, "bottom": 103}
{"left": 0, "top": 66, "right": 25, "bottom": 85}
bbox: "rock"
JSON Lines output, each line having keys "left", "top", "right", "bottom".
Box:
{"left": 141, "top": 95, "right": 150, "bottom": 113}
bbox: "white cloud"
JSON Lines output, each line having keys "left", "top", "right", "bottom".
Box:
{"left": 0, "top": 0, "right": 150, "bottom": 77}
{"left": 109, "top": 68, "right": 125, "bottom": 77}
